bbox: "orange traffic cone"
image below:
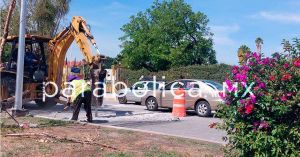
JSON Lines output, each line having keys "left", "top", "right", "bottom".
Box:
{"left": 172, "top": 88, "right": 186, "bottom": 118}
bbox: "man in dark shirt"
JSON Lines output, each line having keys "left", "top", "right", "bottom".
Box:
{"left": 24, "top": 46, "right": 39, "bottom": 77}
{"left": 11, "top": 43, "right": 19, "bottom": 62}
{"left": 98, "top": 65, "right": 107, "bottom": 106}
{"left": 90, "top": 61, "right": 107, "bottom": 117}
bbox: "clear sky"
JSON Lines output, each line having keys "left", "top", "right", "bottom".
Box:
{"left": 65, "top": 0, "right": 300, "bottom": 65}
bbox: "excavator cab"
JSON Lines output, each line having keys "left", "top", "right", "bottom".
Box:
{"left": 2, "top": 35, "right": 51, "bottom": 81}
{"left": 1, "top": 35, "right": 52, "bottom": 108}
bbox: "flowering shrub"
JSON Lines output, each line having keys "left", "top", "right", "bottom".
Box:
{"left": 217, "top": 40, "right": 300, "bottom": 156}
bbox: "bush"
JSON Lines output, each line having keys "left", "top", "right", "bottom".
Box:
{"left": 119, "top": 64, "right": 231, "bottom": 85}
{"left": 216, "top": 43, "right": 300, "bottom": 156}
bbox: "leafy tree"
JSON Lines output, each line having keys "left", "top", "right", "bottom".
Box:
{"left": 0, "top": 0, "right": 71, "bottom": 62}
{"left": 1, "top": 44, "right": 11, "bottom": 62}
{"left": 237, "top": 45, "right": 251, "bottom": 65}
{"left": 120, "top": 0, "right": 216, "bottom": 71}
{"left": 102, "top": 56, "right": 115, "bottom": 69}
{"left": 120, "top": 64, "right": 231, "bottom": 86}
{"left": 31, "top": 0, "right": 71, "bottom": 37}
{"left": 0, "top": 0, "right": 71, "bottom": 37}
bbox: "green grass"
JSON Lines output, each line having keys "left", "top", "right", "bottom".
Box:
{"left": 38, "top": 119, "right": 70, "bottom": 127}
{"left": 0, "top": 117, "right": 72, "bottom": 134}
{"left": 104, "top": 152, "right": 133, "bottom": 157}
{"left": 1, "top": 116, "right": 71, "bottom": 127}
{"left": 144, "top": 146, "right": 183, "bottom": 157}
{"left": 0, "top": 122, "right": 23, "bottom": 133}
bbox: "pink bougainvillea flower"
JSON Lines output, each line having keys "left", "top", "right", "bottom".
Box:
{"left": 253, "top": 121, "right": 259, "bottom": 127}
{"left": 241, "top": 70, "right": 247, "bottom": 75}
{"left": 245, "top": 103, "right": 254, "bottom": 114}
{"left": 294, "top": 58, "right": 300, "bottom": 68}
{"left": 239, "top": 99, "right": 246, "bottom": 104}
{"left": 253, "top": 124, "right": 258, "bottom": 131}
{"left": 248, "top": 61, "right": 253, "bottom": 66}
{"left": 234, "top": 73, "right": 247, "bottom": 82}
{"left": 241, "top": 81, "right": 246, "bottom": 87}
{"left": 269, "top": 58, "right": 276, "bottom": 67}
{"left": 250, "top": 94, "right": 257, "bottom": 104}
{"left": 253, "top": 52, "right": 261, "bottom": 61}
{"left": 225, "top": 79, "right": 231, "bottom": 86}
{"left": 269, "top": 75, "right": 276, "bottom": 81}
{"left": 250, "top": 94, "right": 256, "bottom": 100}
{"left": 232, "top": 66, "right": 239, "bottom": 74}
{"left": 241, "top": 65, "right": 249, "bottom": 71}
{"left": 232, "top": 69, "right": 239, "bottom": 74}
{"left": 218, "top": 92, "right": 226, "bottom": 100}
{"left": 253, "top": 121, "right": 269, "bottom": 131}
{"left": 281, "top": 95, "right": 287, "bottom": 101}
{"left": 281, "top": 73, "right": 292, "bottom": 81}
{"left": 258, "top": 58, "right": 269, "bottom": 65}
{"left": 229, "top": 87, "right": 237, "bottom": 93}
{"left": 259, "top": 121, "right": 269, "bottom": 130}
{"left": 283, "top": 63, "right": 289, "bottom": 69}
{"left": 258, "top": 82, "right": 266, "bottom": 89}
{"left": 253, "top": 121, "right": 260, "bottom": 131}
{"left": 262, "top": 57, "right": 270, "bottom": 65}
{"left": 287, "top": 93, "right": 293, "bottom": 97}
{"left": 252, "top": 74, "right": 258, "bottom": 80}
{"left": 225, "top": 79, "right": 237, "bottom": 92}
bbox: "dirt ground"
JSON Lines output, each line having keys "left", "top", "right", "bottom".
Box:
{"left": 0, "top": 117, "right": 224, "bottom": 157}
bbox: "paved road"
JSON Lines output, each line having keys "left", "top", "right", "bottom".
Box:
{"left": 24, "top": 97, "right": 226, "bottom": 144}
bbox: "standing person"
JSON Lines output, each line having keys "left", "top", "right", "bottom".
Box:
{"left": 11, "top": 43, "right": 18, "bottom": 62}
{"left": 89, "top": 55, "right": 106, "bottom": 117}
{"left": 97, "top": 63, "right": 107, "bottom": 107}
{"left": 81, "top": 59, "right": 90, "bottom": 80}
{"left": 24, "top": 45, "right": 39, "bottom": 77}
{"left": 90, "top": 58, "right": 99, "bottom": 104}
{"left": 67, "top": 75, "right": 93, "bottom": 122}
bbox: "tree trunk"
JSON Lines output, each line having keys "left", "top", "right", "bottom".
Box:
{"left": 256, "top": 43, "right": 260, "bottom": 53}
{"left": 0, "top": 0, "right": 16, "bottom": 63}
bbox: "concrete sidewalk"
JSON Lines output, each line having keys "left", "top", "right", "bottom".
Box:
{"left": 24, "top": 98, "right": 226, "bottom": 144}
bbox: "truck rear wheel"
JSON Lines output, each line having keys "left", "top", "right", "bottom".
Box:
{"left": 35, "top": 85, "right": 57, "bottom": 106}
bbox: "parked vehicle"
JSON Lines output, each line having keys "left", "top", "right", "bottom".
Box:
{"left": 117, "top": 81, "right": 164, "bottom": 104}
{"left": 141, "top": 79, "right": 224, "bottom": 117}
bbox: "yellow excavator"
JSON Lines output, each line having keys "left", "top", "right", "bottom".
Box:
{"left": 0, "top": 16, "right": 104, "bottom": 108}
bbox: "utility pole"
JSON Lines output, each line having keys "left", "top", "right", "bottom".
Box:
{"left": 12, "top": 0, "right": 27, "bottom": 116}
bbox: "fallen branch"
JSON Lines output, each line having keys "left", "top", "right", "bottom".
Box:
{"left": 5, "top": 132, "right": 118, "bottom": 150}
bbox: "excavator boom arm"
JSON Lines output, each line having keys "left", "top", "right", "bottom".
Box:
{"left": 48, "top": 16, "right": 101, "bottom": 88}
